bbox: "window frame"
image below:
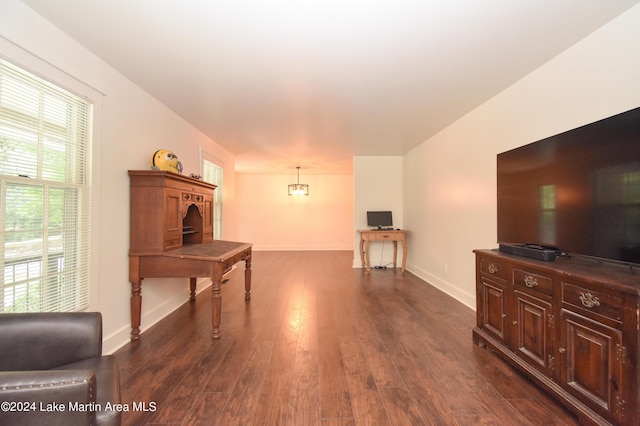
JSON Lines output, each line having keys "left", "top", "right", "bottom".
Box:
{"left": 201, "top": 157, "right": 223, "bottom": 240}
{"left": 0, "top": 57, "right": 96, "bottom": 313}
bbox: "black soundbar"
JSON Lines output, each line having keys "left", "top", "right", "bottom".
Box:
{"left": 498, "top": 243, "right": 557, "bottom": 262}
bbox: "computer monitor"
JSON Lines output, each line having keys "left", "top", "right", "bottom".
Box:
{"left": 366, "top": 211, "right": 393, "bottom": 229}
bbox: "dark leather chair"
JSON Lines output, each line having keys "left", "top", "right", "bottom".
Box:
{"left": 0, "top": 312, "right": 121, "bottom": 426}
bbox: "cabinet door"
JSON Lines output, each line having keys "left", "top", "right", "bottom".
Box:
{"left": 479, "top": 277, "right": 508, "bottom": 343}
{"left": 560, "top": 309, "right": 624, "bottom": 423}
{"left": 163, "top": 188, "right": 182, "bottom": 250}
{"left": 514, "top": 290, "right": 554, "bottom": 375}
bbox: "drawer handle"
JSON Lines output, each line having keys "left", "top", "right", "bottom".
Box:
{"left": 579, "top": 292, "right": 600, "bottom": 308}
{"left": 488, "top": 264, "right": 498, "bottom": 274}
{"left": 524, "top": 275, "right": 538, "bottom": 288}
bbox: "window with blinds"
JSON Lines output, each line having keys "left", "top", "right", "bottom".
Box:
{"left": 0, "top": 59, "right": 92, "bottom": 312}
{"left": 202, "top": 159, "right": 223, "bottom": 240}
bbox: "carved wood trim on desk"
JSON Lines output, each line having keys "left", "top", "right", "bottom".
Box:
{"left": 358, "top": 229, "right": 407, "bottom": 272}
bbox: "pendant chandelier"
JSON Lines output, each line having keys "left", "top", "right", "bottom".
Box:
{"left": 288, "top": 166, "right": 309, "bottom": 196}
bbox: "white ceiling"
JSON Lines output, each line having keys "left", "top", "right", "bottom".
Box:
{"left": 20, "top": 0, "right": 639, "bottom": 174}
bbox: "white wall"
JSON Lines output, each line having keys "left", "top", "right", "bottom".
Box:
{"left": 235, "top": 172, "right": 353, "bottom": 250}
{"left": 0, "top": 0, "right": 238, "bottom": 353}
{"left": 353, "top": 156, "right": 404, "bottom": 268}
{"left": 404, "top": 4, "right": 640, "bottom": 309}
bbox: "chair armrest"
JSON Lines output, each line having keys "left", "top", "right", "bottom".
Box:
{"left": 0, "top": 370, "right": 96, "bottom": 425}
{"left": 0, "top": 312, "right": 103, "bottom": 370}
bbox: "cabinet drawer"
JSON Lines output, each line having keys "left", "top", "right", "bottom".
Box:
{"left": 480, "top": 259, "right": 507, "bottom": 280}
{"left": 370, "top": 232, "right": 395, "bottom": 241}
{"left": 562, "top": 282, "right": 623, "bottom": 323}
{"left": 513, "top": 269, "right": 553, "bottom": 297}
{"left": 182, "top": 192, "right": 203, "bottom": 203}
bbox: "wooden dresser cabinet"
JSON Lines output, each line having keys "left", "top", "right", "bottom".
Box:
{"left": 473, "top": 249, "right": 639, "bottom": 426}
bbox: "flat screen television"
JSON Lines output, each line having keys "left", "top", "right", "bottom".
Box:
{"left": 367, "top": 211, "right": 393, "bottom": 229}
{"left": 497, "top": 106, "right": 640, "bottom": 265}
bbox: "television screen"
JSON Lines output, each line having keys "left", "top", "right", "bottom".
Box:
{"left": 497, "top": 106, "right": 640, "bottom": 265}
{"left": 367, "top": 211, "right": 393, "bottom": 228}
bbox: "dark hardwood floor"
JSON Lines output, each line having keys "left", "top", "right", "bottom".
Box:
{"left": 113, "top": 251, "right": 579, "bottom": 425}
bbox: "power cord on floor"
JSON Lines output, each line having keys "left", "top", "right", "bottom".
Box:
{"left": 367, "top": 242, "right": 393, "bottom": 269}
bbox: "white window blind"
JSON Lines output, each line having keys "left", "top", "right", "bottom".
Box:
{"left": 0, "top": 59, "right": 92, "bottom": 312}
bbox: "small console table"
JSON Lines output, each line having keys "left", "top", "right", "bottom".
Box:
{"left": 358, "top": 229, "right": 407, "bottom": 272}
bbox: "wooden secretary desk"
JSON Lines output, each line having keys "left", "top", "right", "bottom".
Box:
{"left": 128, "top": 170, "right": 252, "bottom": 340}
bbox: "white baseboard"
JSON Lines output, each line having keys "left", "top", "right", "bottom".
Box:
{"left": 405, "top": 263, "right": 476, "bottom": 311}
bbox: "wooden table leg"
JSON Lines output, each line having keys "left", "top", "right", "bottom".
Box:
{"left": 393, "top": 241, "right": 398, "bottom": 269}
{"left": 359, "top": 237, "right": 365, "bottom": 269}
{"left": 129, "top": 255, "right": 142, "bottom": 341}
{"left": 244, "top": 253, "right": 252, "bottom": 300}
{"left": 130, "top": 280, "right": 142, "bottom": 341}
{"left": 211, "top": 268, "right": 222, "bottom": 339}
{"left": 401, "top": 237, "right": 407, "bottom": 272}
{"left": 365, "top": 240, "right": 372, "bottom": 272}
{"left": 189, "top": 277, "right": 197, "bottom": 301}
